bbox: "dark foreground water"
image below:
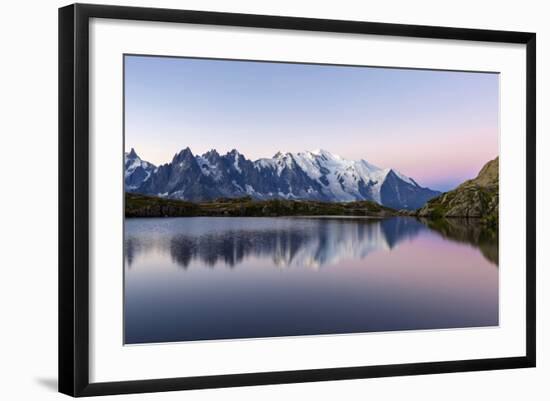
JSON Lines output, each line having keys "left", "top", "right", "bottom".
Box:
{"left": 124, "top": 217, "right": 498, "bottom": 344}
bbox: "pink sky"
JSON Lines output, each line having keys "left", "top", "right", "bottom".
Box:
{"left": 125, "top": 56, "right": 499, "bottom": 191}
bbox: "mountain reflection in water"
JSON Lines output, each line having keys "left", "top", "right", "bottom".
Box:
{"left": 124, "top": 216, "right": 498, "bottom": 343}
{"left": 125, "top": 217, "right": 498, "bottom": 270}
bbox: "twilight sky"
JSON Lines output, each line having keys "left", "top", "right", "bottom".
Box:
{"left": 125, "top": 55, "right": 499, "bottom": 191}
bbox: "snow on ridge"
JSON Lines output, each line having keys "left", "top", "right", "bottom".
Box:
{"left": 254, "top": 149, "right": 418, "bottom": 202}
{"left": 124, "top": 150, "right": 155, "bottom": 180}
{"left": 196, "top": 155, "right": 222, "bottom": 181}
{"left": 126, "top": 147, "right": 415, "bottom": 188}
{"left": 309, "top": 149, "right": 341, "bottom": 159}
{"left": 255, "top": 158, "right": 277, "bottom": 170}
{"left": 390, "top": 169, "right": 415, "bottom": 186}
{"left": 125, "top": 147, "right": 425, "bottom": 205}
{"left": 232, "top": 152, "right": 242, "bottom": 173}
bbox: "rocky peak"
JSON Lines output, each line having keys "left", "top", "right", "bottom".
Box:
{"left": 416, "top": 157, "right": 499, "bottom": 224}
{"left": 127, "top": 148, "right": 138, "bottom": 159}
{"left": 173, "top": 147, "right": 194, "bottom": 163}
{"left": 469, "top": 156, "right": 498, "bottom": 188}
{"left": 203, "top": 149, "right": 220, "bottom": 161}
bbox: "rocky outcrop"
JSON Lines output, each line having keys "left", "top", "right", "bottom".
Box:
{"left": 417, "top": 157, "right": 498, "bottom": 225}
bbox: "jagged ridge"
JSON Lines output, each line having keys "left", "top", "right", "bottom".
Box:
{"left": 125, "top": 147, "right": 441, "bottom": 210}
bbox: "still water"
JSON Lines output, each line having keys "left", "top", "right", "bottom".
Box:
{"left": 124, "top": 217, "right": 498, "bottom": 344}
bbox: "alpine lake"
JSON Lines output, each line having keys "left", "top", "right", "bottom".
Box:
{"left": 124, "top": 215, "right": 498, "bottom": 344}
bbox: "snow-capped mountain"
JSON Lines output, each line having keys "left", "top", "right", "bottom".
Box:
{"left": 125, "top": 147, "right": 440, "bottom": 210}
{"left": 125, "top": 148, "right": 156, "bottom": 190}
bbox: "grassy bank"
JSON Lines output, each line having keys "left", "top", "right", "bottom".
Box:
{"left": 125, "top": 192, "right": 397, "bottom": 218}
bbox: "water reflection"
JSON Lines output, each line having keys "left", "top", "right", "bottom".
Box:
{"left": 124, "top": 216, "right": 499, "bottom": 343}
{"left": 419, "top": 218, "right": 498, "bottom": 265}
{"left": 125, "top": 217, "right": 498, "bottom": 270}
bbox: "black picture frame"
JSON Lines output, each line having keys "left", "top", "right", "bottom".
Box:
{"left": 59, "top": 3, "right": 536, "bottom": 397}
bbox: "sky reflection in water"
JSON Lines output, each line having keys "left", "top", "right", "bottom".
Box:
{"left": 124, "top": 217, "right": 498, "bottom": 344}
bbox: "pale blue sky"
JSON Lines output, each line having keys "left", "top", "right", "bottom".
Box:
{"left": 124, "top": 55, "right": 499, "bottom": 191}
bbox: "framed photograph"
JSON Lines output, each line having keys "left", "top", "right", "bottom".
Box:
{"left": 58, "top": 3, "right": 536, "bottom": 397}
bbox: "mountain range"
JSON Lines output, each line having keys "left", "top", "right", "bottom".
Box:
{"left": 124, "top": 147, "right": 441, "bottom": 210}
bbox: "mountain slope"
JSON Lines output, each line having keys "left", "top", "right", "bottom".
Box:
{"left": 124, "top": 148, "right": 156, "bottom": 190}
{"left": 126, "top": 148, "right": 440, "bottom": 210}
{"left": 417, "top": 157, "right": 499, "bottom": 224}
